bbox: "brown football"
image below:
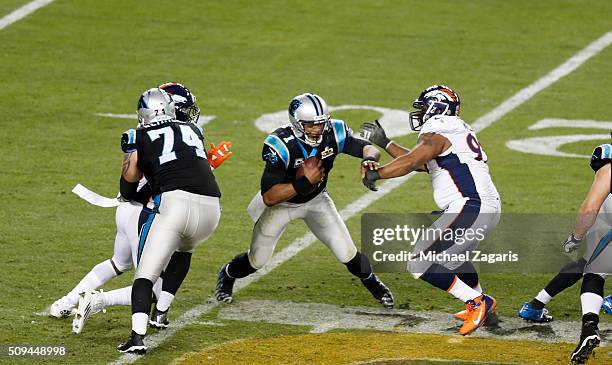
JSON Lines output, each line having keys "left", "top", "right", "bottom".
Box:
{"left": 295, "top": 156, "right": 320, "bottom": 194}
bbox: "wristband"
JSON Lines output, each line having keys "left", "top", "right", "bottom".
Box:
{"left": 292, "top": 176, "right": 314, "bottom": 195}
{"left": 362, "top": 156, "right": 378, "bottom": 163}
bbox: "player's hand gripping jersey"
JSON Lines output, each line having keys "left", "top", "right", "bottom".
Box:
{"left": 419, "top": 115, "right": 499, "bottom": 209}
{"left": 122, "top": 120, "right": 221, "bottom": 198}
{"left": 261, "top": 120, "right": 369, "bottom": 203}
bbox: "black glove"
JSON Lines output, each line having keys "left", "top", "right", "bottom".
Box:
{"left": 359, "top": 120, "right": 391, "bottom": 149}
{"left": 362, "top": 170, "right": 380, "bottom": 192}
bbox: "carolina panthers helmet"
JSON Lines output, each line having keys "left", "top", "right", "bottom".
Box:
{"left": 590, "top": 143, "right": 612, "bottom": 172}
{"left": 159, "top": 82, "right": 200, "bottom": 123}
{"left": 288, "top": 92, "right": 331, "bottom": 146}
{"left": 136, "top": 88, "right": 175, "bottom": 127}
{"left": 409, "top": 85, "right": 461, "bottom": 131}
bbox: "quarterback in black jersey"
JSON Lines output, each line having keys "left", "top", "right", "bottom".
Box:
{"left": 215, "top": 92, "right": 395, "bottom": 309}
{"left": 116, "top": 87, "right": 222, "bottom": 354}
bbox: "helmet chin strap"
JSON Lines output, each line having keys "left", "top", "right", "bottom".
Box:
{"left": 303, "top": 134, "right": 323, "bottom": 146}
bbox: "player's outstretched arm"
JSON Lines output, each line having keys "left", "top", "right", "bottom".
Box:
{"left": 362, "top": 133, "right": 447, "bottom": 191}
{"left": 574, "top": 163, "right": 611, "bottom": 239}
{"left": 378, "top": 133, "right": 447, "bottom": 179}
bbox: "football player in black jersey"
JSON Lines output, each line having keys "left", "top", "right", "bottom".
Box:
{"left": 215, "top": 92, "right": 394, "bottom": 309}
{"left": 116, "top": 87, "right": 222, "bottom": 354}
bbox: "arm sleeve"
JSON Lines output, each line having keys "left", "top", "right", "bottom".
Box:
{"left": 342, "top": 124, "right": 371, "bottom": 158}
{"left": 119, "top": 176, "right": 139, "bottom": 201}
{"left": 260, "top": 144, "right": 288, "bottom": 193}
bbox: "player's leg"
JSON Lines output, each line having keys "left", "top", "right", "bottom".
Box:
{"left": 118, "top": 194, "right": 184, "bottom": 354}
{"left": 149, "top": 193, "right": 220, "bottom": 328}
{"left": 518, "top": 258, "right": 585, "bottom": 323}
{"left": 570, "top": 273, "right": 604, "bottom": 364}
{"left": 303, "top": 192, "right": 394, "bottom": 308}
{"left": 570, "top": 227, "right": 612, "bottom": 363}
{"left": 50, "top": 203, "right": 139, "bottom": 318}
{"left": 411, "top": 199, "right": 499, "bottom": 335}
{"left": 216, "top": 204, "right": 293, "bottom": 303}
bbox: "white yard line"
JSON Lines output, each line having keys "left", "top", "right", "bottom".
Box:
{"left": 111, "top": 30, "right": 612, "bottom": 364}
{"left": 0, "top": 0, "right": 54, "bottom": 30}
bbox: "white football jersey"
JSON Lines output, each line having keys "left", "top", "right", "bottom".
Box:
{"left": 419, "top": 115, "right": 500, "bottom": 209}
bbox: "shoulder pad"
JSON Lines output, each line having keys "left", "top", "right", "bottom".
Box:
{"left": 121, "top": 129, "right": 137, "bottom": 153}
{"left": 264, "top": 134, "right": 290, "bottom": 168}
{"left": 330, "top": 119, "right": 348, "bottom": 152}
{"left": 590, "top": 144, "right": 612, "bottom": 172}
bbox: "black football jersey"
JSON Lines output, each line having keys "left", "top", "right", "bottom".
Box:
{"left": 130, "top": 119, "right": 221, "bottom": 197}
{"left": 260, "top": 119, "right": 369, "bottom": 203}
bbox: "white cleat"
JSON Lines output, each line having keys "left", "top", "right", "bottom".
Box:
{"left": 49, "top": 296, "right": 76, "bottom": 318}
{"left": 72, "top": 290, "right": 106, "bottom": 334}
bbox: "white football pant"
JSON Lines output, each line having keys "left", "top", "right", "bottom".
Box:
{"left": 248, "top": 191, "right": 357, "bottom": 269}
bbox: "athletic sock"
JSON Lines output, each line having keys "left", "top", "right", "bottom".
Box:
{"left": 67, "top": 259, "right": 118, "bottom": 304}
{"left": 156, "top": 291, "right": 175, "bottom": 312}
{"left": 101, "top": 286, "right": 132, "bottom": 306}
{"left": 448, "top": 277, "right": 482, "bottom": 302}
{"left": 531, "top": 289, "right": 552, "bottom": 309}
{"left": 132, "top": 312, "right": 148, "bottom": 336}
{"left": 581, "top": 293, "right": 604, "bottom": 316}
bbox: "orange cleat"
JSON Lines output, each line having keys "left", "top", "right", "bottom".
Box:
{"left": 453, "top": 309, "right": 469, "bottom": 321}
{"left": 459, "top": 294, "right": 497, "bottom": 336}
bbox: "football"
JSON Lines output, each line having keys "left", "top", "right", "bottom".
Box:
{"left": 295, "top": 156, "right": 320, "bottom": 194}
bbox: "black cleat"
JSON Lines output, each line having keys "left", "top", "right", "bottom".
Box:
{"left": 215, "top": 264, "right": 235, "bottom": 303}
{"left": 570, "top": 320, "right": 600, "bottom": 364}
{"left": 361, "top": 274, "right": 394, "bottom": 309}
{"left": 117, "top": 331, "right": 147, "bottom": 354}
{"left": 149, "top": 308, "right": 169, "bottom": 329}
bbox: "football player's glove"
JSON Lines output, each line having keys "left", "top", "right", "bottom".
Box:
{"left": 121, "top": 129, "right": 137, "bottom": 153}
{"left": 208, "top": 141, "right": 233, "bottom": 169}
{"left": 359, "top": 120, "right": 391, "bottom": 149}
{"left": 562, "top": 233, "right": 582, "bottom": 253}
{"left": 363, "top": 169, "right": 380, "bottom": 192}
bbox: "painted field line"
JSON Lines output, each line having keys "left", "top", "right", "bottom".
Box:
{"left": 111, "top": 29, "right": 612, "bottom": 364}
{"left": 0, "top": 0, "right": 54, "bottom": 30}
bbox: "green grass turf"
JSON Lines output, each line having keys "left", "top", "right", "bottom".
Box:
{"left": 1, "top": 1, "right": 611, "bottom": 364}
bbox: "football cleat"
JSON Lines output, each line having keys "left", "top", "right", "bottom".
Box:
{"left": 453, "top": 309, "right": 469, "bottom": 321}
{"left": 459, "top": 294, "right": 497, "bottom": 336}
{"left": 215, "top": 265, "right": 235, "bottom": 303}
{"left": 361, "top": 274, "right": 395, "bottom": 309}
{"left": 149, "top": 308, "right": 169, "bottom": 329}
{"left": 601, "top": 295, "right": 612, "bottom": 314}
{"left": 72, "top": 290, "right": 106, "bottom": 334}
{"left": 518, "top": 302, "right": 553, "bottom": 323}
{"left": 570, "top": 320, "right": 600, "bottom": 364}
{"left": 49, "top": 296, "right": 76, "bottom": 318}
{"left": 117, "top": 331, "right": 147, "bottom": 354}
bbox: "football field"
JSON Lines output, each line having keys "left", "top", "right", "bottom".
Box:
{"left": 1, "top": 1, "right": 612, "bottom": 364}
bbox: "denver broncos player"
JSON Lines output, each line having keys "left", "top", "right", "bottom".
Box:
{"left": 361, "top": 85, "right": 501, "bottom": 335}
{"left": 215, "top": 92, "right": 394, "bottom": 308}
{"left": 564, "top": 142, "right": 612, "bottom": 364}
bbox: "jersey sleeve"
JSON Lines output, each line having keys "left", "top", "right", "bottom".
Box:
{"left": 331, "top": 119, "right": 370, "bottom": 157}
{"left": 262, "top": 134, "right": 290, "bottom": 169}
{"left": 261, "top": 143, "right": 288, "bottom": 193}
{"left": 590, "top": 144, "right": 612, "bottom": 171}
{"left": 121, "top": 128, "right": 138, "bottom": 153}
{"left": 418, "top": 116, "right": 450, "bottom": 136}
